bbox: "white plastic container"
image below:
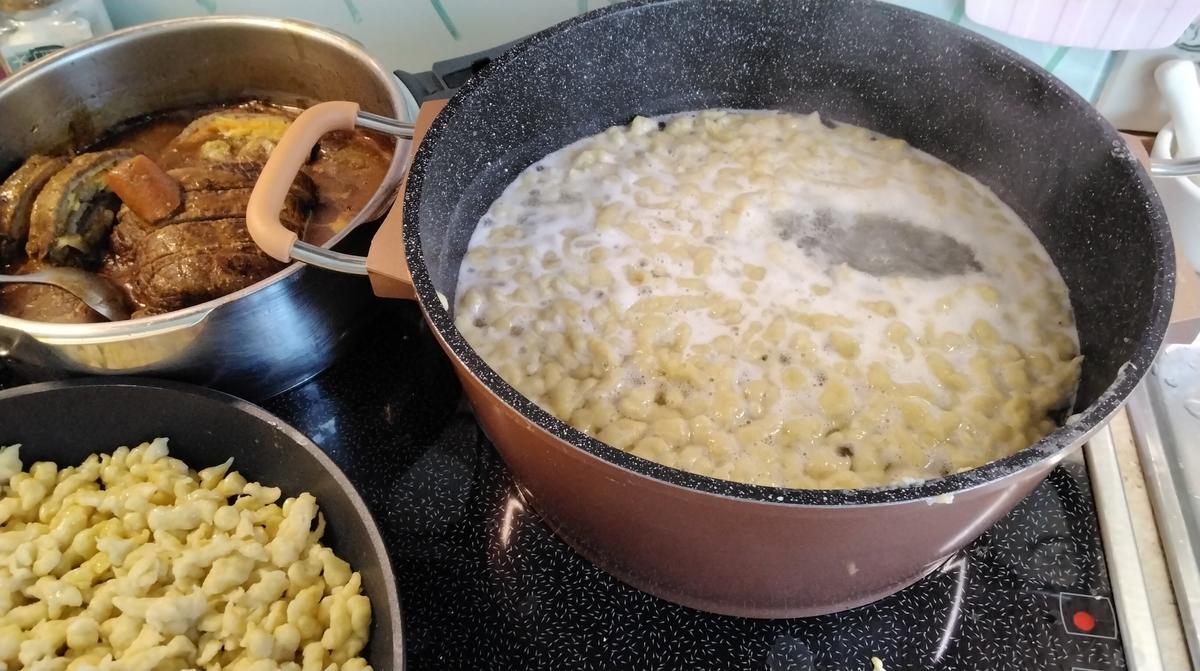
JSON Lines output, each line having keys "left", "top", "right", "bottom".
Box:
{"left": 0, "top": 0, "right": 111, "bottom": 75}
{"left": 965, "top": 0, "right": 1200, "bottom": 50}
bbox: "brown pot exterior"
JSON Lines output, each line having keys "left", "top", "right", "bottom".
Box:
{"left": 450, "top": 359, "right": 1058, "bottom": 618}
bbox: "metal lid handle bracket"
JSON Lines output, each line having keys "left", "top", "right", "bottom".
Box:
{"left": 1150, "top": 155, "right": 1200, "bottom": 177}
{"left": 246, "top": 101, "right": 418, "bottom": 297}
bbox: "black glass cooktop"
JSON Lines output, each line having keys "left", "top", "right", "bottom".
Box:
{"left": 0, "top": 301, "right": 1125, "bottom": 670}
{"left": 263, "top": 303, "right": 1123, "bottom": 671}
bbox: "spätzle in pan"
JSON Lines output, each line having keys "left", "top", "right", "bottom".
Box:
{"left": 0, "top": 438, "right": 373, "bottom": 671}
{"left": 455, "top": 109, "right": 1081, "bottom": 490}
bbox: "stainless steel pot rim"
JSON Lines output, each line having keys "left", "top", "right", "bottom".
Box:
{"left": 402, "top": 0, "right": 1176, "bottom": 508}
{"left": 0, "top": 376, "right": 405, "bottom": 667}
{"left": 0, "top": 15, "right": 417, "bottom": 340}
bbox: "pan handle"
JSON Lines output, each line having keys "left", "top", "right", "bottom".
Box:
{"left": 246, "top": 101, "right": 419, "bottom": 297}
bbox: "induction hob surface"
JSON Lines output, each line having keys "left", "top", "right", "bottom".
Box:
{"left": 0, "top": 301, "right": 1126, "bottom": 669}
{"left": 251, "top": 302, "right": 1124, "bottom": 671}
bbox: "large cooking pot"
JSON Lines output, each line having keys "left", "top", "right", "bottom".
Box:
{"left": 0, "top": 17, "right": 416, "bottom": 399}
{"left": 248, "top": 0, "right": 1180, "bottom": 617}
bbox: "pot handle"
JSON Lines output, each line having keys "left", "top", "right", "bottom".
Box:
{"left": 246, "top": 100, "right": 420, "bottom": 298}
{"left": 1150, "top": 156, "right": 1200, "bottom": 177}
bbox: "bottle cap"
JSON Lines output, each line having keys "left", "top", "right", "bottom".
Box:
{"left": 0, "top": 0, "right": 58, "bottom": 13}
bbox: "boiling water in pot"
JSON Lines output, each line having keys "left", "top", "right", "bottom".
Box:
{"left": 455, "top": 109, "right": 1081, "bottom": 490}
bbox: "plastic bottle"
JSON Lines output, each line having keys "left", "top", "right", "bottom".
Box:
{"left": 0, "top": 0, "right": 112, "bottom": 76}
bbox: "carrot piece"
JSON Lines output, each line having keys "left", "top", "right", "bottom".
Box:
{"left": 105, "top": 154, "right": 182, "bottom": 223}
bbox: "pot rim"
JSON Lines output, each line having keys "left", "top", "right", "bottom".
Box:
{"left": 402, "top": 0, "right": 1176, "bottom": 507}
{"left": 0, "top": 15, "right": 416, "bottom": 340}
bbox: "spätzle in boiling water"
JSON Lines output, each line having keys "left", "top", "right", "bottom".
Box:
{"left": 456, "top": 110, "right": 1081, "bottom": 490}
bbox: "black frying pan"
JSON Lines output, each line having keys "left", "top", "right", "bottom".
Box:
{"left": 0, "top": 378, "right": 403, "bottom": 669}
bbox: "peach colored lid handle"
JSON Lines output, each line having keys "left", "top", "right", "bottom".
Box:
{"left": 247, "top": 100, "right": 360, "bottom": 262}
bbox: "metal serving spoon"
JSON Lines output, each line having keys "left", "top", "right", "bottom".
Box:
{"left": 0, "top": 268, "right": 130, "bottom": 321}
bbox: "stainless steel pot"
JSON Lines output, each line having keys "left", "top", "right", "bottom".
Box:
{"left": 0, "top": 16, "right": 417, "bottom": 399}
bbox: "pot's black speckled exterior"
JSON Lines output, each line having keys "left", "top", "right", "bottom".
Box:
{"left": 397, "top": 0, "right": 1172, "bottom": 614}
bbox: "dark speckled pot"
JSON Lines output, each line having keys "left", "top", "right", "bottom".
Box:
{"left": 400, "top": 0, "right": 1173, "bottom": 616}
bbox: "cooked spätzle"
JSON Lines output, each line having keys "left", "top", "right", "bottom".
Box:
{"left": 0, "top": 438, "right": 373, "bottom": 671}
{"left": 456, "top": 109, "right": 1081, "bottom": 489}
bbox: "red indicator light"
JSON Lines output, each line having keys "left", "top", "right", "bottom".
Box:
{"left": 1072, "top": 610, "right": 1096, "bottom": 632}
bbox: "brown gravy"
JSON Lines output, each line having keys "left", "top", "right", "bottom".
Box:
{"left": 0, "top": 101, "right": 393, "bottom": 322}
{"left": 93, "top": 103, "right": 393, "bottom": 245}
